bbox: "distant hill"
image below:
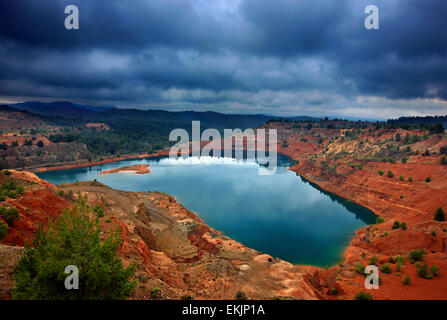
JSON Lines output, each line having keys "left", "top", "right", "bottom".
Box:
{"left": 10, "top": 101, "right": 319, "bottom": 129}
{"left": 11, "top": 101, "right": 116, "bottom": 118}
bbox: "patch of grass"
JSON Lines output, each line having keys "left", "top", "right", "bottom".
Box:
{"left": 402, "top": 275, "right": 410, "bottom": 285}
{"left": 376, "top": 216, "right": 385, "bottom": 224}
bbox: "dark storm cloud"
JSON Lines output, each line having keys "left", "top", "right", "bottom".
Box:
{"left": 0, "top": 0, "right": 446, "bottom": 118}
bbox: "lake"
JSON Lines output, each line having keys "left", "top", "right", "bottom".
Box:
{"left": 37, "top": 154, "right": 376, "bottom": 266}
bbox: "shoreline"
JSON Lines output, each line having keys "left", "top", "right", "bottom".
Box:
{"left": 30, "top": 151, "right": 169, "bottom": 173}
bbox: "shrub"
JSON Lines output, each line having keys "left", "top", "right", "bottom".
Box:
{"left": 330, "top": 287, "right": 338, "bottom": 295}
{"left": 376, "top": 216, "right": 385, "bottom": 224}
{"left": 400, "top": 222, "right": 407, "bottom": 230}
{"left": 36, "top": 140, "right": 44, "bottom": 148}
{"left": 388, "top": 256, "right": 396, "bottom": 264}
{"left": 431, "top": 231, "right": 436, "bottom": 236}
{"left": 399, "top": 175, "right": 404, "bottom": 181}
{"left": 402, "top": 157, "right": 408, "bottom": 163}
{"left": 59, "top": 190, "right": 64, "bottom": 196}
{"left": 408, "top": 176, "right": 413, "bottom": 182}
{"left": 355, "top": 291, "right": 372, "bottom": 300}
{"left": 392, "top": 221, "right": 401, "bottom": 230}
{"left": 380, "top": 232, "right": 388, "bottom": 237}
{"left": 235, "top": 291, "right": 247, "bottom": 300}
{"left": 402, "top": 275, "right": 410, "bottom": 285}
{"left": 409, "top": 249, "right": 424, "bottom": 263}
{"left": 441, "top": 156, "right": 447, "bottom": 165}
{"left": 0, "top": 220, "right": 7, "bottom": 240}
{"left": 430, "top": 265, "right": 440, "bottom": 277}
{"left": 417, "top": 262, "right": 432, "bottom": 279}
{"left": 381, "top": 264, "right": 392, "bottom": 274}
{"left": 425, "top": 177, "right": 431, "bottom": 183}
{"left": 12, "top": 197, "right": 136, "bottom": 300}
{"left": 387, "top": 170, "right": 394, "bottom": 178}
{"left": 93, "top": 204, "right": 104, "bottom": 218}
{"left": 354, "top": 263, "right": 365, "bottom": 275}
{"left": 395, "top": 256, "right": 406, "bottom": 265}
{"left": 378, "top": 169, "right": 384, "bottom": 176}
{"left": 369, "top": 256, "right": 377, "bottom": 265}
{"left": 396, "top": 262, "right": 403, "bottom": 272}
{"left": 434, "top": 207, "right": 445, "bottom": 221}
{"left": 0, "top": 206, "right": 19, "bottom": 226}
{"left": 151, "top": 288, "right": 161, "bottom": 299}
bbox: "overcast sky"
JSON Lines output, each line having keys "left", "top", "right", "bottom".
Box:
{"left": 0, "top": 0, "right": 446, "bottom": 119}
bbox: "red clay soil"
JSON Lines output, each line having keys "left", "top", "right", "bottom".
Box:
{"left": 262, "top": 122, "right": 447, "bottom": 299}
{"left": 100, "top": 164, "right": 151, "bottom": 175}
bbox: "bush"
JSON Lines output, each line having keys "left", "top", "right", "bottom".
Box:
{"left": 425, "top": 177, "right": 431, "bottom": 183}
{"left": 369, "top": 256, "right": 377, "bottom": 265}
{"left": 151, "top": 287, "right": 161, "bottom": 299}
{"left": 59, "top": 190, "right": 64, "bottom": 196}
{"left": 93, "top": 204, "right": 104, "bottom": 218}
{"left": 380, "top": 264, "right": 392, "bottom": 274}
{"left": 354, "top": 263, "right": 365, "bottom": 275}
{"left": 378, "top": 169, "right": 384, "bottom": 176}
{"left": 0, "top": 206, "right": 19, "bottom": 226}
{"left": 330, "top": 287, "right": 338, "bottom": 295}
{"left": 12, "top": 197, "right": 136, "bottom": 300}
{"left": 392, "top": 221, "right": 401, "bottom": 230}
{"left": 434, "top": 207, "right": 445, "bottom": 221}
{"left": 408, "top": 176, "right": 413, "bottom": 182}
{"left": 395, "top": 256, "right": 406, "bottom": 265}
{"left": 409, "top": 249, "right": 424, "bottom": 264}
{"left": 400, "top": 222, "right": 407, "bottom": 230}
{"left": 417, "top": 262, "right": 432, "bottom": 279}
{"left": 402, "top": 275, "right": 410, "bottom": 285}
{"left": 235, "top": 291, "right": 247, "bottom": 300}
{"left": 0, "top": 220, "right": 7, "bottom": 240}
{"left": 387, "top": 170, "right": 394, "bottom": 178}
{"left": 376, "top": 216, "right": 385, "bottom": 224}
{"left": 430, "top": 265, "right": 440, "bottom": 277}
{"left": 396, "top": 262, "right": 403, "bottom": 272}
{"left": 441, "top": 156, "right": 447, "bottom": 165}
{"left": 399, "top": 175, "right": 404, "bottom": 181}
{"left": 36, "top": 140, "right": 44, "bottom": 148}
{"left": 355, "top": 291, "right": 372, "bottom": 300}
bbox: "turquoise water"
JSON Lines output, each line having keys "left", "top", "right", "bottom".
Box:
{"left": 37, "top": 155, "right": 376, "bottom": 266}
